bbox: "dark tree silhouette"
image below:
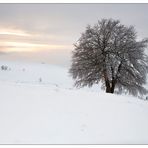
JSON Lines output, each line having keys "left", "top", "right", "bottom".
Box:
{"left": 69, "top": 19, "right": 148, "bottom": 96}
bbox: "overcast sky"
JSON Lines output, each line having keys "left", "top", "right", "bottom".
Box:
{"left": 0, "top": 3, "right": 148, "bottom": 67}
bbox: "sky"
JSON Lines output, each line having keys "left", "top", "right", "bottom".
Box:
{"left": 0, "top": 3, "right": 148, "bottom": 67}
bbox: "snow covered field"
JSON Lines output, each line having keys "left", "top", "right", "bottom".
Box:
{"left": 0, "top": 61, "right": 148, "bottom": 144}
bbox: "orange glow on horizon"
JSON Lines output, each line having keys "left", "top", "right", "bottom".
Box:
{"left": 0, "top": 28, "right": 31, "bottom": 37}
{"left": 0, "top": 27, "right": 72, "bottom": 53}
{"left": 0, "top": 41, "right": 71, "bottom": 52}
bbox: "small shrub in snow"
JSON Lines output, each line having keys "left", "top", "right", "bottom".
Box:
{"left": 1, "top": 65, "right": 8, "bottom": 71}
{"left": 39, "top": 78, "right": 42, "bottom": 82}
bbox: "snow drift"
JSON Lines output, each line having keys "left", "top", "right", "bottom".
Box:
{"left": 0, "top": 61, "right": 148, "bottom": 144}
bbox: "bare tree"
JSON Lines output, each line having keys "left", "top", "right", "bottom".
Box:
{"left": 69, "top": 19, "right": 148, "bottom": 96}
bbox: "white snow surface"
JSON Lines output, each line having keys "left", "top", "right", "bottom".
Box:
{"left": 0, "top": 61, "right": 148, "bottom": 144}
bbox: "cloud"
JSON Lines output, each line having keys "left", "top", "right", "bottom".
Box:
{"left": 0, "top": 4, "right": 147, "bottom": 66}
{"left": 0, "top": 28, "right": 31, "bottom": 37}
{"left": 0, "top": 26, "right": 72, "bottom": 53}
{"left": 0, "top": 51, "right": 7, "bottom": 55}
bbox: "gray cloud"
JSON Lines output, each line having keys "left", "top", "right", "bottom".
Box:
{"left": 0, "top": 4, "right": 148, "bottom": 66}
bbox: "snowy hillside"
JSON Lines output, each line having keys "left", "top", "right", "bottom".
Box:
{"left": 0, "top": 61, "right": 148, "bottom": 144}
{"left": 0, "top": 61, "right": 72, "bottom": 88}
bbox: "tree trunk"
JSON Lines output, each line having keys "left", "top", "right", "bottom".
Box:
{"left": 106, "top": 86, "right": 111, "bottom": 93}
{"left": 103, "top": 69, "right": 115, "bottom": 93}
{"left": 110, "top": 88, "right": 114, "bottom": 93}
{"left": 105, "top": 79, "right": 116, "bottom": 94}
{"left": 105, "top": 80, "right": 111, "bottom": 93}
{"left": 110, "top": 85, "right": 115, "bottom": 93}
{"left": 110, "top": 79, "right": 116, "bottom": 93}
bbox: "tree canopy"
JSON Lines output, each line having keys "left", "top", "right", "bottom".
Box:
{"left": 69, "top": 19, "right": 148, "bottom": 97}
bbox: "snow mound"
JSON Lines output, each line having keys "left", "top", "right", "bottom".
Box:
{"left": 0, "top": 61, "right": 148, "bottom": 144}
